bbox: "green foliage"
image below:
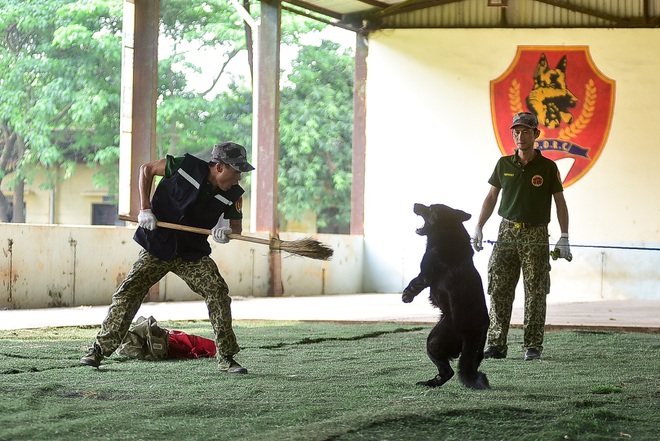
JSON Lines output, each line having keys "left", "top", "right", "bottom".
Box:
{"left": 0, "top": 0, "right": 353, "bottom": 231}
{"left": 156, "top": 5, "right": 354, "bottom": 232}
{"left": 280, "top": 9, "right": 326, "bottom": 45}
{"left": 155, "top": 0, "right": 251, "bottom": 156}
{"left": 280, "top": 40, "right": 354, "bottom": 232}
{"left": 0, "top": 0, "right": 122, "bottom": 220}
{"left": 160, "top": 0, "right": 246, "bottom": 45}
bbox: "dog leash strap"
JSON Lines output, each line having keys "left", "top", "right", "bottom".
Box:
{"left": 485, "top": 240, "right": 660, "bottom": 252}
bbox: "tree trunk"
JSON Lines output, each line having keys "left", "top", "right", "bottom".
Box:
{"left": 12, "top": 179, "right": 25, "bottom": 222}
{"left": 0, "top": 191, "right": 10, "bottom": 222}
{"left": 243, "top": 0, "right": 253, "bottom": 84}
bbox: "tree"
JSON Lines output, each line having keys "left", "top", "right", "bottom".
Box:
{"left": 155, "top": 1, "right": 325, "bottom": 160}
{"left": 279, "top": 40, "right": 354, "bottom": 233}
{"left": 0, "top": 0, "right": 255, "bottom": 222}
{"left": 156, "top": 0, "right": 251, "bottom": 158}
{"left": 0, "top": 0, "right": 122, "bottom": 222}
{"left": 156, "top": 4, "right": 352, "bottom": 233}
{"left": 0, "top": 0, "right": 354, "bottom": 233}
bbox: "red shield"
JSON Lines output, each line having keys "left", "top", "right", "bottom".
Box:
{"left": 491, "top": 46, "right": 615, "bottom": 187}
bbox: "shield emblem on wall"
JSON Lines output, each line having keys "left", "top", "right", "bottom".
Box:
{"left": 491, "top": 46, "right": 615, "bottom": 187}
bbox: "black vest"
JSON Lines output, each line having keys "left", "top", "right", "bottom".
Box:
{"left": 134, "top": 154, "right": 244, "bottom": 261}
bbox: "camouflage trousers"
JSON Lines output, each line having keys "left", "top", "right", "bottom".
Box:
{"left": 486, "top": 220, "right": 551, "bottom": 354}
{"left": 93, "top": 249, "right": 239, "bottom": 361}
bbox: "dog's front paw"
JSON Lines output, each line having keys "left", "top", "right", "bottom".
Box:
{"left": 402, "top": 289, "right": 417, "bottom": 303}
{"left": 416, "top": 373, "right": 453, "bottom": 388}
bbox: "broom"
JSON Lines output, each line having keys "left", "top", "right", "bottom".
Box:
{"left": 118, "top": 215, "right": 333, "bottom": 261}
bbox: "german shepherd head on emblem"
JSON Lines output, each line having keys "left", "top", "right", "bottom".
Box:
{"left": 526, "top": 54, "right": 578, "bottom": 129}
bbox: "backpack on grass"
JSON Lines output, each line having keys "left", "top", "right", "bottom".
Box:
{"left": 116, "top": 316, "right": 169, "bottom": 360}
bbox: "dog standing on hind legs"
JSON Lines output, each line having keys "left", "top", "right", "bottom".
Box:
{"left": 402, "top": 203, "right": 490, "bottom": 390}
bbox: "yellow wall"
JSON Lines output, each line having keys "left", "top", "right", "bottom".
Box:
{"left": 362, "top": 28, "right": 660, "bottom": 301}
{"left": 1, "top": 165, "right": 110, "bottom": 225}
{"left": 1, "top": 165, "right": 257, "bottom": 230}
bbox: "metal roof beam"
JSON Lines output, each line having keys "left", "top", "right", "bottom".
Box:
{"left": 282, "top": 1, "right": 345, "bottom": 20}
{"left": 366, "top": 0, "right": 463, "bottom": 19}
{"left": 533, "top": 0, "right": 631, "bottom": 26}
{"left": 281, "top": 3, "right": 362, "bottom": 32}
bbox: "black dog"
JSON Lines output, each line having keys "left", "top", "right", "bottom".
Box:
{"left": 402, "top": 203, "right": 490, "bottom": 390}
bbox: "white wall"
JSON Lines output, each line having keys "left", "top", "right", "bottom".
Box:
{"left": 362, "top": 28, "right": 660, "bottom": 303}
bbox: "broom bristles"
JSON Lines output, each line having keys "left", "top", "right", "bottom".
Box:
{"left": 271, "top": 237, "right": 334, "bottom": 261}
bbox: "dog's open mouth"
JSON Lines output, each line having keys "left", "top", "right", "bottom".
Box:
{"left": 415, "top": 218, "right": 427, "bottom": 235}
{"left": 413, "top": 204, "right": 430, "bottom": 235}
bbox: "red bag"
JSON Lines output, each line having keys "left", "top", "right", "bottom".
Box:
{"left": 167, "top": 330, "right": 217, "bottom": 359}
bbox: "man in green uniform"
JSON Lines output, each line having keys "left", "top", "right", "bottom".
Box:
{"left": 81, "top": 142, "right": 254, "bottom": 373}
{"left": 471, "top": 112, "right": 571, "bottom": 361}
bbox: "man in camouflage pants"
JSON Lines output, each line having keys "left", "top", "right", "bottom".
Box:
{"left": 471, "top": 112, "right": 571, "bottom": 361}
{"left": 81, "top": 142, "right": 254, "bottom": 373}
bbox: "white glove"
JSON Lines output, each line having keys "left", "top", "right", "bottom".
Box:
{"left": 554, "top": 233, "right": 571, "bottom": 259}
{"left": 212, "top": 226, "right": 232, "bottom": 244}
{"left": 138, "top": 209, "right": 157, "bottom": 231}
{"left": 211, "top": 215, "right": 232, "bottom": 244}
{"left": 471, "top": 226, "right": 483, "bottom": 252}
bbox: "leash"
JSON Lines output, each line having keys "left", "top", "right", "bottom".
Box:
{"left": 484, "top": 240, "right": 660, "bottom": 262}
{"left": 485, "top": 240, "right": 660, "bottom": 252}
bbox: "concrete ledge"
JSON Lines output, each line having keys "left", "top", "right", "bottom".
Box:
{"left": 1, "top": 294, "right": 658, "bottom": 332}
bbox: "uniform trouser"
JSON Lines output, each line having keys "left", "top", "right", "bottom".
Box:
{"left": 93, "top": 249, "right": 240, "bottom": 361}
{"left": 486, "top": 221, "right": 551, "bottom": 353}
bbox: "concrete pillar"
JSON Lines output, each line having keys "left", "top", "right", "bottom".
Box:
{"left": 254, "top": 0, "right": 282, "bottom": 296}
{"left": 119, "top": 0, "right": 160, "bottom": 301}
{"left": 118, "top": 0, "right": 159, "bottom": 218}
{"left": 350, "top": 34, "right": 368, "bottom": 236}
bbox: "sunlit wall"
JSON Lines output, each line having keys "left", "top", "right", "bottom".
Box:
{"left": 363, "top": 28, "right": 660, "bottom": 303}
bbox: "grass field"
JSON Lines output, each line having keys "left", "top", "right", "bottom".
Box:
{"left": 0, "top": 320, "right": 658, "bottom": 441}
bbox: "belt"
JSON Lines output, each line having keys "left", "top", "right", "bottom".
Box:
{"left": 502, "top": 218, "right": 546, "bottom": 229}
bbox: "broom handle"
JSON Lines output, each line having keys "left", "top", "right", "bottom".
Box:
{"left": 118, "top": 215, "right": 271, "bottom": 247}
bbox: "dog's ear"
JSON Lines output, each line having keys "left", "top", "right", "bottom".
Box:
{"left": 538, "top": 53, "right": 548, "bottom": 69}
{"left": 452, "top": 209, "right": 472, "bottom": 223}
{"left": 534, "top": 53, "right": 548, "bottom": 81}
{"left": 556, "top": 55, "right": 568, "bottom": 73}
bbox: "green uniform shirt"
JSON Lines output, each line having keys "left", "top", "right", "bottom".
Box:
{"left": 488, "top": 149, "right": 563, "bottom": 224}
{"left": 166, "top": 155, "right": 243, "bottom": 220}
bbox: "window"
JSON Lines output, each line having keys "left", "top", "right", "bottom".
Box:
{"left": 92, "top": 203, "right": 119, "bottom": 225}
